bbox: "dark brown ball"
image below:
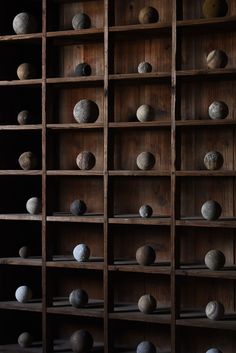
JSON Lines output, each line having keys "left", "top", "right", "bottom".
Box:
{"left": 75, "top": 63, "right": 92, "bottom": 77}
{"left": 73, "top": 99, "right": 99, "bottom": 124}
{"left": 206, "top": 50, "right": 228, "bottom": 69}
{"left": 136, "top": 152, "right": 155, "bottom": 170}
{"left": 205, "top": 250, "right": 226, "bottom": 270}
{"left": 138, "top": 7, "right": 159, "bottom": 24}
{"left": 76, "top": 151, "right": 96, "bottom": 170}
{"left": 202, "top": 0, "right": 228, "bottom": 18}
{"left": 70, "top": 330, "right": 93, "bottom": 353}
{"left": 70, "top": 200, "right": 87, "bottom": 216}
{"left": 17, "top": 63, "right": 36, "bottom": 80}
{"left": 201, "top": 200, "right": 222, "bottom": 221}
{"left": 18, "top": 151, "right": 37, "bottom": 170}
{"left": 138, "top": 294, "right": 157, "bottom": 314}
{"left": 17, "top": 110, "right": 32, "bottom": 125}
{"left": 72, "top": 13, "right": 91, "bottom": 30}
{"left": 136, "top": 245, "right": 156, "bottom": 266}
{"left": 204, "top": 151, "right": 224, "bottom": 170}
{"left": 13, "top": 12, "right": 37, "bottom": 34}
{"left": 139, "top": 205, "right": 153, "bottom": 218}
{"left": 208, "top": 101, "right": 229, "bottom": 120}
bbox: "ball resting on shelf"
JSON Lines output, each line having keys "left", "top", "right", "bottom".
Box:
{"left": 70, "top": 200, "right": 87, "bottom": 216}
{"left": 75, "top": 63, "right": 92, "bottom": 77}
{"left": 13, "top": 12, "right": 37, "bottom": 34}
{"left": 17, "top": 63, "right": 36, "bottom": 80}
{"left": 208, "top": 101, "right": 229, "bottom": 120}
{"left": 70, "top": 330, "right": 94, "bottom": 353}
{"left": 206, "top": 49, "right": 228, "bottom": 69}
{"left": 136, "top": 152, "right": 155, "bottom": 170}
{"left": 26, "top": 197, "right": 42, "bottom": 215}
{"left": 136, "top": 245, "right": 156, "bottom": 266}
{"left": 17, "top": 110, "right": 32, "bottom": 125}
{"left": 136, "top": 104, "right": 155, "bottom": 122}
{"left": 18, "top": 151, "right": 37, "bottom": 170}
{"left": 138, "top": 294, "right": 157, "bottom": 314}
{"left": 69, "top": 289, "right": 89, "bottom": 308}
{"left": 76, "top": 151, "right": 96, "bottom": 170}
{"left": 73, "top": 99, "right": 99, "bottom": 124}
{"left": 206, "top": 349, "right": 223, "bottom": 353}
{"left": 138, "top": 7, "right": 159, "bottom": 24}
{"left": 204, "top": 151, "right": 224, "bottom": 170}
{"left": 205, "top": 301, "right": 225, "bottom": 320}
{"left": 18, "top": 332, "right": 33, "bottom": 348}
{"left": 204, "top": 250, "right": 226, "bottom": 270}
{"left": 201, "top": 200, "right": 222, "bottom": 221}
{"left": 138, "top": 62, "right": 152, "bottom": 74}
{"left": 19, "top": 246, "right": 30, "bottom": 259}
{"left": 73, "top": 244, "right": 90, "bottom": 262}
{"left": 15, "top": 285, "right": 32, "bottom": 303}
{"left": 136, "top": 341, "right": 156, "bottom": 353}
{"left": 139, "top": 205, "right": 153, "bottom": 218}
{"left": 72, "top": 13, "right": 91, "bottom": 30}
{"left": 202, "top": 0, "right": 228, "bottom": 18}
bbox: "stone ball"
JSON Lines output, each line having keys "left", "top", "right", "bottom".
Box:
{"left": 136, "top": 152, "right": 155, "bottom": 170}
{"left": 73, "top": 244, "right": 90, "bottom": 262}
{"left": 205, "top": 250, "right": 226, "bottom": 270}
{"left": 13, "top": 12, "right": 37, "bottom": 35}
{"left": 202, "top": 0, "right": 228, "bottom": 18}
{"left": 138, "top": 294, "right": 157, "bottom": 314}
{"left": 201, "top": 200, "right": 222, "bottom": 221}
{"left": 138, "top": 62, "right": 152, "bottom": 74}
{"left": 136, "top": 341, "right": 156, "bottom": 353}
{"left": 138, "top": 7, "right": 159, "bottom": 24}
{"left": 15, "top": 285, "right": 32, "bottom": 303}
{"left": 17, "top": 63, "right": 36, "bottom": 80}
{"left": 75, "top": 63, "right": 92, "bottom": 77}
{"left": 26, "top": 197, "right": 41, "bottom": 215}
{"left": 206, "top": 50, "right": 228, "bottom": 69}
{"left": 136, "top": 104, "right": 155, "bottom": 122}
{"left": 76, "top": 152, "right": 96, "bottom": 170}
{"left": 208, "top": 101, "right": 229, "bottom": 120}
{"left": 18, "top": 332, "right": 33, "bottom": 348}
{"left": 204, "top": 151, "right": 224, "bottom": 170}
{"left": 205, "top": 301, "right": 225, "bottom": 320}
{"left": 72, "top": 13, "right": 91, "bottom": 30}
{"left": 70, "top": 200, "right": 87, "bottom": 216}
{"left": 70, "top": 330, "right": 94, "bottom": 353}
{"left": 136, "top": 245, "right": 156, "bottom": 266}
{"left": 17, "top": 110, "right": 32, "bottom": 125}
{"left": 139, "top": 205, "right": 153, "bottom": 218}
{"left": 19, "top": 246, "right": 30, "bottom": 259}
{"left": 73, "top": 99, "right": 99, "bottom": 124}
{"left": 69, "top": 289, "right": 89, "bottom": 308}
{"left": 18, "top": 151, "right": 37, "bottom": 170}
{"left": 206, "top": 349, "right": 223, "bottom": 353}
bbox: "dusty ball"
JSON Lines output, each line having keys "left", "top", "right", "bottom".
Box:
{"left": 136, "top": 245, "right": 156, "bottom": 266}
{"left": 136, "top": 104, "right": 155, "bottom": 122}
{"left": 73, "top": 99, "right": 99, "bottom": 124}
{"left": 136, "top": 152, "right": 155, "bottom": 170}
{"left": 69, "top": 289, "right": 89, "bottom": 308}
{"left": 136, "top": 341, "right": 156, "bottom": 353}
{"left": 139, "top": 205, "right": 153, "bottom": 218}
{"left": 138, "top": 294, "right": 157, "bottom": 314}
{"left": 18, "top": 332, "right": 33, "bottom": 348}
{"left": 70, "top": 200, "right": 87, "bottom": 216}
{"left": 26, "top": 197, "right": 41, "bottom": 215}
{"left": 201, "top": 200, "right": 222, "bottom": 221}
{"left": 208, "top": 101, "right": 229, "bottom": 120}
{"left": 70, "top": 330, "right": 93, "bottom": 353}
{"left": 72, "top": 13, "right": 91, "bottom": 30}
{"left": 205, "top": 250, "right": 226, "bottom": 270}
{"left": 206, "top": 349, "right": 223, "bottom": 353}
{"left": 138, "top": 62, "right": 152, "bottom": 74}
{"left": 13, "top": 12, "right": 37, "bottom": 34}
{"left": 76, "top": 152, "right": 96, "bottom": 170}
{"left": 138, "top": 7, "right": 159, "bottom": 24}
{"left": 18, "top": 151, "right": 37, "bottom": 170}
{"left": 73, "top": 244, "right": 90, "bottom": 262}
{"left": 19, "top": 246, "right": 30, "bottom": 259}
{"left": 17, "top": 63, "right": 36, "bottom": 80}
{"left": 202, "top": 0, "right": 228, "bottom": 18}
{"left": 15, "top": 285, "right": 32, "bottom": 303}
{"left": 75, "top": 63, "right": 92, "bottom": 76}
{"left": 17, "top": 110, "right": 32, "bottom": 125}
{"left": 204, "top": 151, "right": 224, "bottom": 170}
{"left": 206, "top": 50, "right": 228, "bottom": 69}
{"left": 205, "top": 301, "right": 225, "bottom": 320}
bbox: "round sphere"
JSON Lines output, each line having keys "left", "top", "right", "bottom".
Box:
{"left": 201, "top": 200, "right": 222, "bottom": 221}
{"left": 138, "top": 294, "right": 157, "bottom": 314}
{"left": 17, "top": 110, "right": 32, "bottom": 125}
{"left": 136, "top": 341, "right": 156, "bottom": 353}
{"left": 19, "top": 246, "right": 30, "bottom": 259}
{"left": 72, "top": 13, "right": 91, "bottom": 30}
{"left": 69, "top": 289, "right": 89, "bottom": 308}
{"left": 13, "top": 12, "right": 37, "bottom": 35}
{"left": 206, "top": 349, "right": 223, "bottom": 353}
{"left": 208, "top": 101, "right": 229, "bottom": 120}
{"left": 26, "top": 197, "right": 41, "bottom": 215}
{"left": 15, "top": 285, "right": 32, "bottom": 303}
{"left": 136, "top": 104, "right": 155, "bottom": 122}
{"left": 17, "top": 63, "right": 36, "bottom": 80}
{"left": 136, "top": 245, "right": 156, "bottom": 266}
{"left": 206, "top": 50, "right": 228, "bottom": 69}
{"left": 204, "top": 151, "right": 224, "bottom": 170}
{"left": 70, "top": 330, "right": 94, "bottom": 353}
{"left": 73, "top": 244, "right": 90, "bottom": 262}
{"left": 205, "top": 250, "right": 226, "bottom": 270}
{"left": 70, "top": 200, "right": 87, "bottom": 216}
{"left": 136, "top": 152, "right": 155, "bottom": 170}
{"left": 18, "top": 332, "right": 33, "bottom": 348}
{"left": 138, "top": 62, "right": 152, "bottom": 74}
{"left": 76, "top": 151, "right": 96, "bottom": 170}
{"left": 73, "top": 99, "right": 99, "bottom": 124}
{"left": 139, "top": 205, "right": 153, "bottom": 218}
{"left": 202, "top": 0, "right": 228, "bottom": 18}
{"left": 205, "top": 301, "right": 225, "bottom": 320}
{"left": 18, "top": 151, "right": 37, "bottom": 170}
{"left": 138, "top": 7, "right": 159, "bottom": 24}
{"left": 75, "top": 63, "right": 92, "bottom": 77}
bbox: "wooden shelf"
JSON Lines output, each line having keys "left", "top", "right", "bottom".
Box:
{"left": 0, "top": 170, "right": 42, "bottom": 176}
{"left": 0, "top": 342, "right": 43, "bottom": 353}
{"left": 176, "top": 119, "right": 236, "bottom": 127}
{"left": 46, "top": 256, "right": 104, "bottom": 270}
{"left": 0, "top": 214, "right": 42, "bottom": 221}
{"left": 0, "top": 33, "right": 42, "bottom": 42}
{"left": 109, "top": 121, "right": 171, "bottom": 129}
{"left": 0, "top": 301, "right": 42, "bottom": 313}
{"left": 109, "top": 72, "right": 171, "bottom": 82}
{"left": 176, "top": 217, "right": 236, "bottom": 228}
{"left": 176, "top": 266, "right": 236, "bottom": 279}
{"left": 109, "top": 262, "right": 171, "bottom": 275}
{"left": 46, "top": 123, "right": 103, "bottom": 130}
{"left": 47, "top": 214, "right": 104, "bottom": 223}
{"left": 47, "top": 298, "right": 104, "bottom": 318}
{"left": 177, "top": 312, "right": 236, "bottom": 331}
{"left": 176, "top": 68, "right": 236, "bottom": 80}
{"left": 0, "top": 79, "right": 42, "bottom": 87}
{"left": 109, "top": 22, "right": 172, "bottom": 36}
{"left": 177, "top": 16, "right": 236, "bottom": 30}
{"left": 176, "top": 171, "right": 236, "bottom": 177}
{"left": 109, "top": 216, "right": 171, "bottom": 226}
{"left": 46, "top": 28, "right": 104, "bottom": 41}
{"left": 0, "top": 257, "right": 42, "bottom": 267}
{"left": 46, "top": 75, "right": 104, "bottom": 86}
{"left": 109, "top": 171, "right": 171, "bottom": 177}
{"left": 47, "top": 170, "right": 104, "bottom": 176}
{"left": 0, "top": 125, "right": 42, "bottom": 131}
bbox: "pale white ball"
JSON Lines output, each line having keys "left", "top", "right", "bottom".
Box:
{"left": 15, "top": 285, "right": 32, "bottom": 303}
{"left": 26, "top": 197, "right": 41, "bottom": 215}
{"left": 73, "top": 244, "right": 90, "bottom": 262}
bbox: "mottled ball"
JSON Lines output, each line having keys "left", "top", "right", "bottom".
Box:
{"left": 17, "top": 63, "right": 36, "bottom": 80}
{"left": 72, "top": 13, "right": 91, "bottom": 30}
{"left": 70, "top": 200, "right": 87, "bottom": 216}
{"left": 19, "top": 246, "right": 30, "bottom": 259}
{"left": 206, "top": 349, "right": 223, "bottom": 353}
{"left": 73, "top": 99, "right": 99, "bottom": 124}
{"left": 138, "top": 7, "right": 159, "bottom": 24}
{"left": 18, "top": 332, "right": 33, "bottom": 348}
{"left": 18, "top": 151, "right": 37, "bottom": 170}
{"left": 201, "top": 200, "right": 222, "bottom": 221}
{"left": 75, "top": 63, "right": 92, "bottom": 77}
{"left": 136, "top": 104, "right": 155, "bottom": 122}
{"left": 138, "top": 62, "right": 152, "bottom": 74}
{"left": 69, "top": 289, "right": 89, "bottom": 308}
{"left": 13, "top": 12, "right": 37, "bottom": 34}
{"left": 139, "top": 205, "right": 153, "bottom": 218}
{"left": 208, "top": 101, "right": 229, "bottom": 120}
{"left": 136, "top": 341, "right": 156, "bottom": 353}
{"left": 136, "top": 245, "right": 156, "bottom": 266}
{"left": 204, "top": 151, "right": 224, "bottom": 170}
{"left": 136, "top": 152, "right": 155, "bottom": 170}
{"left": 26, "top": 197, "right": 41, "bottom": 215}
{"left": 15, "top": 285, "right": 32, "bottom": 303}
{"left": 205, "top": 250, "right": 226, "bottom": 270}
{"left": 202, "top": 0, "right": 228, "bottom": 18}
{"left": 70, "top": 330, "right": 94, "bottom": 353}
{"left": 76, "top": 152, "right": 96, "bottom": 170}
{"left": 138, "top": 294, "right": 157, "bottom": 314}
{"left": 206, "top": 50, "right": 228, "bottom": 69}
{"left": 205, "top": 301, "right": 225, "bottom": 320}
{"left": 73, "top": 244, "right": 90, "bottom": 262}
{"left": 17, "top": 110, "right": 32, "bottom": 125}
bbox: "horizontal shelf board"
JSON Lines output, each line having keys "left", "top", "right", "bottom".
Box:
{"left": 0, "top": 214, "right": 42, "bottom": 221}
{"left": 114, "top": 349, "right": 170, "bottom": 353}
{"left": 46, "top": 255, "right": 104, "bottom": 270}
{"left": 0, "top": 257, "right": 42, "bottom": 267}
{"left": 108, "top": 171, "right": 170, "bottom": 177}
{"left": 47, "top": 214, "right": 104, "bottom": 223}
{"left": 176, "top": 217, "right": 236, "bottom": 228}
{"left": 47, "top": 298, "right": 104, "bottom": 318}
{"left": 0, "top": 124, "right": 42, "bottom": 130}
{"left": 109, "top": 121, "right": 171, "bottom": 129}
{"left": 176, "top": 68, "right": 236, "bottom": 79}
{"left": 109, "top": 72, "right": 171, "bottom": 82}
{"left": 0, "top": 300, "right": 42, "bottom": 312}
{"left": 176, "top": 119, "right": 236, "bottom": 127}
{"left": 177, "top": 15, "right": 236, "bottom": 29}
{"left": 109, "top": 22, "right": 172, "bottom": 35}
{"left": 176, "top": 171, "right": 236, "bottom": 177}
{"left": 47, "top": 28, "right": 104, "bottom": 40}
{"left": 46, "top": 75, "right": 104, "bottom": 86}
{"left": 109, "top": 216, "right": 171, "bottom": 225}
{"left": 50, "top": 340, "right": 103, "bottom": 353}
{"left": 47, "top": 123, "right": 103, "bottom": 130}
{"left": 47, "top": 170, "right": 104, "bottom": 176}
{"left": 176, "top": 266, "right": 236, "bottom": 279}
{"left": 0, "top": 170, "right": 42, "bottom": 175}
{"left": 0, "top": 342, "right": 42, "bottom": 353}
{"left": 177, "top": 312, "right": 236, "bottom": 331}
{"left": 0, "top": 32, "right": 42, "bottom": 42}
{"left": 109, "top": 262, "right": 171, "bottom": 274}
{"left": 0, "top": 79, "right": 42, "bottom": 87}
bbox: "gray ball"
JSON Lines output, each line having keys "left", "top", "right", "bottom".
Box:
{"left": 15, "top": 285, "right": 32, "bottom": 303}
{"left": 136, "top": 152, "right": 155, "bottom": 170}
{"left": 69, "top": 289, "right": 89, "bottom": 308}
{"left": 136, "top": 245, "right": 156, "bottom": 266}
{"left": 206, "top": 349, "right": 223, "bottom": 353}
{"left": 136, "top": 341, "right": 156, "bottom": 353}
{"left": 208, "top": 101, "right": 229, "bottom": 120}
{"left": 26, "top": 197, "right": 41, "bottom": 215}
{"left": 13, "top": 12, "right": 37, "bottom": 35}
{"left": 70, "top": 200, "right": 87, "bottom": 216}
{"left": 75, "top": 63, "right": 92, "bottom": 76}
{"left": 18, "top": 151, "right": 37, "bottom": 170}
{"left": 205, "top": 301, "right": 225, "bottom": 320}
{"left": 72, "top": 13, "right": 91, "bottom": 30}
{"left": 73, "top": 99, "right": 99, "bottom": 124}
{"left": 206, "top": 50, "right": 228, "bottom": 69}
{"left": 17, "top": 110, "right": 32, "bottom": 125}
{"left": 18, "top": 332, "right": 33, "bottom": 348}
{"left": 138, "top": 7, "right": 159, "bottom": 24}
{"left": 138, "top": 294, "right": 157, "bottom": 314}
{"left": 19, "top": 246, "right": 30, "bottom": 259}
{"left": 138, "top": 62, "right": 152, "bottom": 73}
{"left": 136, "top": 104, "right": 155, "bottom": 122}
{"left": 70, "top": 330, "right": 93, "bottom": 353}
{"left": 201, "top": 200, "right": 222, "bottom": 221}
{"left": 17, "top": 63, "right": 36, "bottom": 80}
{"left": 204, "top": 151, "right": 224, "bottom": 170}
{"left": 139, "top": 205, "right": 153, "bottom": 218}
{"left": 205, "top": 250, "right": 226, "bottom": 270}
{"left": 73, "top": 244, "right": 90, "bottom": 262}
{"left": 76, "top": 152, "right": 96, "bottom": 170}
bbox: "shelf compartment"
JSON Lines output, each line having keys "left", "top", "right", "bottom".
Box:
{"left": 109, "top": 309, "right": 171, "bottom": 325}
{"left": 176, "top": 314, "right": 236, "bottom": 331}
{"left": 177, "top": 15, "right": 236, "bottom": 30}
{"left": 47, "top": 298, "right": 104, "bottom": 318}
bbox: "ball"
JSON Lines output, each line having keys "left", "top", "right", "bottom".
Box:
{"left": 201, "top": 200, "right": 222, "bottom": 221}
{"left": 17, "top": 63, "right": 36, "bottom": 80}
{"left": 208, "top": 101, "right": 229, "bottom": 120}
{"left": 70, "top": 200, "right": 87, "bottom": 216}
{"left": 136, "top": 152, "right": 155, "bottom": 170}
{"left": 19, "top": 246, "right": 30, "bottom": 259}
{"left": 26, "top": 197, "right": 41, "bottom": 215}
{"left": 13, "top": 12, "right": 37, "bottom": 35}
{"left": 18, "top": 332, "right": 33, "bottom": 348}
{"left": 72, "top": 13, "right": 91, "bottom": 30}
{"left": 136, "top": 341, "right": 156, "bottom": 353}
{"left": 18, "top": 151, "right": 37, "bottom": 170}
{"left": 205, "top": 301, "right": 225, "bottom": 320}
{"left": 136, "top": 104, "right": 155, "bottom": 122}
{"left": 138, "top": 62, "right": 152, "bottom": 74}
{"left": 206, "top": 50, "right": 228, "bottom": 69}
{"left": 202, "top": 0, "right": 228, "bottom": 18}
{"left": 206, "top": 349, "right": 223, "bottom": 353}
{"left": 138, "top": 7, "right": 159, "bottom": 24}
{"left": 73, "top": 244, "right": 90, "bottom": 262}
{"left": 76, "top": 152, "right": 96, "bottom": 170}
{"left": 69, "top": 289, "right": 89, "bottom": 308}
{"left": 73, "top": 99, "right": 99, "bottom": 124}
{"left": 138, "top": 294, "right": 157, "bottom": 314}
{"left": 70, "top": 330, "right": 94, "bottom": 353}
{"left": 136, "top": 245, "right": 156, "bottom": 266}
{"left": 75, "top": 63, "right": 92, "bottom": 77}
{"left": 204, "top": 151, "right": 224, "bottom": 170}
{"left": 205, "top": 250, "right": 226, "bottom": 270}
{"left": 17, "top": 110, "right": 32, "bottom": 125}
{"left": 139, "top": 205, "right": 153, "bottom": 218}
{"left": 15, "top": 285, "right": 32, "bottom": 303}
